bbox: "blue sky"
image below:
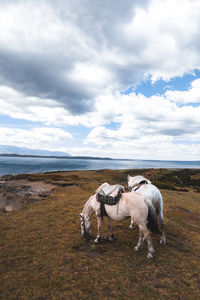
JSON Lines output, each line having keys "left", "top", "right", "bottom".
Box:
{"left": 135, "top": 71, "right": 200, "bottom": 97}
{"left": 0, "top": 0, "right": 200, "bottom": 160}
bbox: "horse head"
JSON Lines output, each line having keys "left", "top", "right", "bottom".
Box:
{"left": 80, "top": 213, "right": 92, "bottom": 238}
{"left": 127, "top": 175, "right": 151, "bottom": 191}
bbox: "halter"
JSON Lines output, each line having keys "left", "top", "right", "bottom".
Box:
{"left": 132, "top": 180, "right": 148, "bottom": 191}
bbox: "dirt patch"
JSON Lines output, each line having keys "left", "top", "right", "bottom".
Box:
{"left": 0, "top": 179, "right": 56, "bottom": 212}
{"left": 5, "top": 179, "right": 56, "bottom": 190}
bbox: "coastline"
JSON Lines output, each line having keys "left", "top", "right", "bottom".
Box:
{"left": 1, "top": 155, "right": 200, "bottom": 177}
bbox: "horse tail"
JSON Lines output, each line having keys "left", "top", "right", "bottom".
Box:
{"left": 145, "top": 199, "right": 162, "bottom": 234}
{"left": 155, "top": 193, "right": 165, "bottom": 232}
{"left": 158, "top": 209, "right": 165, "bottom": 231}
{"left": 154, "top": 205, "right": 165, "bottom": 232}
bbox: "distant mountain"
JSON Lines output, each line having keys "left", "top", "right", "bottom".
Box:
{"left": 0, "top": 145, "right": 71, "bottom": 157}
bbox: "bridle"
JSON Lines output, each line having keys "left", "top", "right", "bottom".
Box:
{"left": 130, "top": 180, "right": 148, "bottom": 192}
{"left": 80, "top": 214, "right": 88, "bottom": 238}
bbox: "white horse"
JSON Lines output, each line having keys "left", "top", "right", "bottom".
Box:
{"left": 80, "top": 183, "right": 162, "bottom": 258}
{"left": 127, "top": 175, "right": 166, "bottom": 245}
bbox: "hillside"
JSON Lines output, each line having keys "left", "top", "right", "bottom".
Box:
{"left": 0, "top": 145, "right": 71, "bottom": 157}
{"left": 0, "top": 168, "right": 200, "bottom": 299}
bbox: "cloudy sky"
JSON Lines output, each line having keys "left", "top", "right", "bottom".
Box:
{"left": 0, "top": 0, "right": 200, "bottom": 160}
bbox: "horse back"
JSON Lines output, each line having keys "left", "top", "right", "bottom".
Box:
{"left": 136, "top": 184, "right": 162, "bottom": 201}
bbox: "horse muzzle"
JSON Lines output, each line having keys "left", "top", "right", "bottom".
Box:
{"left": 82, "top": 231, "right": 88, "bottom": 238}
{"left": 82, "top": 231, "right": 93, "bottom": 240}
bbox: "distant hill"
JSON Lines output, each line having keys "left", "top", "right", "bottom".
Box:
{"left": 0, "top": 145, "right": 71, "bottom": 157}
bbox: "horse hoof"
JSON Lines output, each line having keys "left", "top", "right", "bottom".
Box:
{"left": 160, "top": 239, "right": 166, "bottom": 246}
{"left": 134, "top": 246, "right": 140, "bottom": 252}
{"left": 105, "top": 236, "right": 114, "bottom": 242}
{"left": 130, "top": 225, "right": 135, "bottom": 230}
{"left": 147, "top": 253, "right": 153, "bottom": 259}
{"left": 93, "top": 238, "right": 101, "bottom": 244}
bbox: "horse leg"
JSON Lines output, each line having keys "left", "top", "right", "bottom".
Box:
{"left": 146, "top": 236, "right": 155, "bottom": 258}
{"left": 144, "top": 229, "right": 155, "bottom": 259}
{"left": 136, "top": 224, "right": 155, "bottom": 258}
{"left": 94, "top": 216, "right": 102, "bottom": 244}
{"left": 106, "top": 217, "right": 114, "bottom": 241}
{"left": 130, "top": 218, "right": 135, "bottom": 229}
{"left": 134, "top": 229, "right": 144, "bottom": 251}
{"left": 135, "top": 225, "right": 144, "bottom": 251}
{"left": 160, "top": 230, "right": 166, "bottom": 246}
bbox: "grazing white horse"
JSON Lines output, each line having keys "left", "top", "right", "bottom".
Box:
{"left": 80, "top": 183, "right": 162, "bottom": 258}
{"left": 127, "top": 175, "right": 166, "bottom": 245}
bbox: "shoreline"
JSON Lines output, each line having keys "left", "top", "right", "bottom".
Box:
{"left": 1, "top": 153, "right": 200, "bottom": 162}
{"left": 1, "top": 166, "right": 200, "bottom": 179}
{"left": 1, "top": 155, "right": 200, "bottom": 178}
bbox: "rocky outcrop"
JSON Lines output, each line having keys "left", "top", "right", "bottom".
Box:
{"left": 0, "top": 180, "right": 54, "bottom": 212}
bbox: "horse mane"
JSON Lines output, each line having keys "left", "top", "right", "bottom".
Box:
{"left": 81, "top": 195, "right": 94, "bottom": 218}
{"left": 128, "top": 175, "right": 151, "bottom": 189}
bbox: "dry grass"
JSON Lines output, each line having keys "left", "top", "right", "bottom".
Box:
{"left": 0, "top": 169, "right": 200, "bottom": 299}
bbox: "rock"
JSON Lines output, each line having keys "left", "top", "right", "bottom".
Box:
{"left": 0, "top": 181, "right": 53, "bottom": 212}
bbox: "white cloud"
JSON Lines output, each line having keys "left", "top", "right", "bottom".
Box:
{"left": 1, "top": 83, "right": 200, "bottom": 159}
{"left": 84, "top": 90, "right": 200, "bottom": 160}
{"left": 165, "top": 79, "right": 200, "bottom": 104}
{"left": 68, "top": 62, "right": 113, "bottom": 88}
{"left": 0, "top": 127, "right": 72, "bottom": 150}
{"left": 0, "top": 85, "right": 82, "bottom": 126}
{"left": 0, "top": 0, "right": 200, "bottom": 160}
{"left": 85, "top": 126, "right": 200, "bottom": 160}
{"left": 124, "top": 0, "right": 200, "bottom": 81}
{"left": 1, "top": 0, "right": 200, "bottom": 113}
{"left": 69, "top": 137, "right": 200, "bottom": 161}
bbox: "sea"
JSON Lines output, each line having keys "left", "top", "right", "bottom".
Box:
{"left": 0, "top": 156, "right": 200, "bottom": 177}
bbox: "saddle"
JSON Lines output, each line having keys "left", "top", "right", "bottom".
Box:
{"left": 96, "top": 184, "right": 125, "bottom": 219}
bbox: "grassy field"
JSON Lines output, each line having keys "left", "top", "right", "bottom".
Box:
{"left": 0, "top": 168, "right": 200, "bottom": 299}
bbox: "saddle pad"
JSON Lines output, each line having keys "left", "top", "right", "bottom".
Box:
{"left": 98, "top": 184, "right": 125, "bottom": 196}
